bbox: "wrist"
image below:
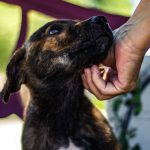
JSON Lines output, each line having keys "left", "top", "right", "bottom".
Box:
{"left": 115, "top": 20, "right": 149, "bottom": 57}
{"left": 126, "top": 1, "right": 150, "bottom": 53}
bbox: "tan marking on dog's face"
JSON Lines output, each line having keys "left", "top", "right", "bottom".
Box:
{"left": 43, "top": 32, "right": 67, "bottom": 52}
{"left": 43, "top": 37, "right": 59, "bottom": 51}
{"left": 43, "top": 27, "right": 73, "bottom": 52}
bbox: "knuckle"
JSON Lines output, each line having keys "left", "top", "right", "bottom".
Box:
{"left": 95, "top": 95, "right": 103, "bottom": 101}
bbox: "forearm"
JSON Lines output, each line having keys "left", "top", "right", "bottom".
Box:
{"left": 126, "top": 0, "right": 150, "bottom": 53}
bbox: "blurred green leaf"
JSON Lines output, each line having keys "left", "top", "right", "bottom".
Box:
{"left": 133, "top": 80, "right": 142, "bottom": 116}
{"left": 127, "top": 128, "right": 137, "bottom": 139}
{"left": 0, "top": 2, "right": 21, "bottom": 72}
{"left": 131, "top": 144, "right": 141, "bottom": 150}
{"left": 112, "top": 97, "right": 123, "bottom": 112}
{"left": 90, "top": 95, "right": 105, "bottom": 109}
{"left": 65, "top": 0, "right": 132, "bottom": 16}
{"left": 119, "top": 134, "right": 129, "bottom": 150}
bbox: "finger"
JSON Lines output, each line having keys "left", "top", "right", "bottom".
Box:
{"left": 91, "top": 65, "right": 119, "bottom": 95}
{"left": 84, "top": 67, "right": 119, "bottom": 100}
{"left": 83, "top": 68, "right": 117, "bottom": 100}
{"left": 84, "top": 68, "right": 104, "bottom": 99}
{"left": 95, "top": 94, "right": 114, "bottom": 100}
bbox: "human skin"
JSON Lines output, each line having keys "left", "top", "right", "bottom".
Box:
{"left": 82, "top": 0, "right": 150, "bottom": 100}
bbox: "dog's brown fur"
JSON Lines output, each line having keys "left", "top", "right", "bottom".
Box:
{"left": 1, "top": 16, "right": 120, "bottom": 150}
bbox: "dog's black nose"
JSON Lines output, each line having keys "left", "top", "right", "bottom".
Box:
{"left": 90, "top": 16, "right": 107, "bottom": 25}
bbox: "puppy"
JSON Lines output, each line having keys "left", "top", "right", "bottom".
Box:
{"left": 1, "top": 16, "right": 120, "bottom": 150}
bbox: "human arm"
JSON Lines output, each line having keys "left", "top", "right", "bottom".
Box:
{"left": 82, "top": 0, "right": 150, "bottom": 100}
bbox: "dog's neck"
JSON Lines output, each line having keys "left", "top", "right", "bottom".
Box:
{"left": 28, "top": 73, "right": 87, "bottom": 114}
{"left": 26, "top": 73, "right": 92, "bottom": 135}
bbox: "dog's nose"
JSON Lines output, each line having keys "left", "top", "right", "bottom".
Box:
{"left": 90, "top": 16, "right": 107, "bottom": 25}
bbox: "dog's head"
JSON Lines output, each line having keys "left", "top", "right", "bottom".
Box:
{"left": 1, "top": 16, "right": 113, "bottom": 103}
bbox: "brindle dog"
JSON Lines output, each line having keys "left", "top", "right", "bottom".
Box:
{"left": 1, "top": 16, "right": 120, "bottom": 150}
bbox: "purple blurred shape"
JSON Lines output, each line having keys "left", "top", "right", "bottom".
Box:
{"left": 0, "top": 93, "right": 23, "bottom": 118}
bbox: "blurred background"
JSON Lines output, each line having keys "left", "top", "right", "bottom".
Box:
{"left": 0, "top": 0, "right": 150, "bottom": 150}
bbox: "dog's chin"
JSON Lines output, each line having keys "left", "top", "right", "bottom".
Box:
{"left": 81, "top": 36, "right": 113, "bottom": 69}
{"left": 95, "top": 36, "right": 112, "bottom": 52}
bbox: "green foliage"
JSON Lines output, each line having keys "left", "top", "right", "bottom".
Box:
{"left": 133, "top": 80, "right": 142, "bottom": 116}
{"left": 112, "top": 97, "right": 122, "bottom": 112}
{"left": 131, "top": 144, "right": 141, "bottom": 150}
{"left": 65, "top": 0, "right": 132, "bottom": 16}
{"left": 0, "top": 2, "right": 21, "bottom": 72}
{"left": 91, "top": 96, "right": 105, "bottom": 109}
{"left": 119, "top": 133, "right": 129, "bottom": 150}
{"left": 127, "top": 128, "right": 137, "bottom": 139}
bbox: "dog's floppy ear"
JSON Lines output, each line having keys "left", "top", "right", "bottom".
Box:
{"left": 1, "top": 48, "right": 26, "bottom": 103}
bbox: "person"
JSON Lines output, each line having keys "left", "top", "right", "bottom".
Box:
{"left": 82, "top": 0, "right": 150, "bottom": 100}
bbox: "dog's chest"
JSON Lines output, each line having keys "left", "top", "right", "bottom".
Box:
{"left": 58, "top": 139, "right": 83, "bottom": 150}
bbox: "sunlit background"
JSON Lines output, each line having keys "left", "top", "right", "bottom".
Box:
{"left": 1, "top": 0, "right": 150, "bottom": 150}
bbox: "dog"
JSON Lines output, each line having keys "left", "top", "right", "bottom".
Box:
{"left": 1, "top": 16, "right": 120, "bottom": 150}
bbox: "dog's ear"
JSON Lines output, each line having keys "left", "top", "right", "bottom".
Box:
{"left": 1, "top": 48, "right": 26, "bottom": 103}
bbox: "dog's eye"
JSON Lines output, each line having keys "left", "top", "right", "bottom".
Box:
{"left": 49, "top": 29, "right": 59, "bottom": 35}
{"left": 48, "top": 25, "right": 63, "bottom": 36}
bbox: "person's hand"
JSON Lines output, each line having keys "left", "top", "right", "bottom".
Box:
{"left": 82, "top": 22, "right": 148, "bottom": 100}
{"left": 82, "top": 0, "right": 150, "bottom": 100}
{"left": 82, "top": 0, "right": 150, "bottom": 99}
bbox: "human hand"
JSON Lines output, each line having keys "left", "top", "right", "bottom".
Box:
{"left": 82, "top": 0, "right": 150, "bottom": 100}
{"left": 82, "top": 23, "right": 147, "bottom": 100}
